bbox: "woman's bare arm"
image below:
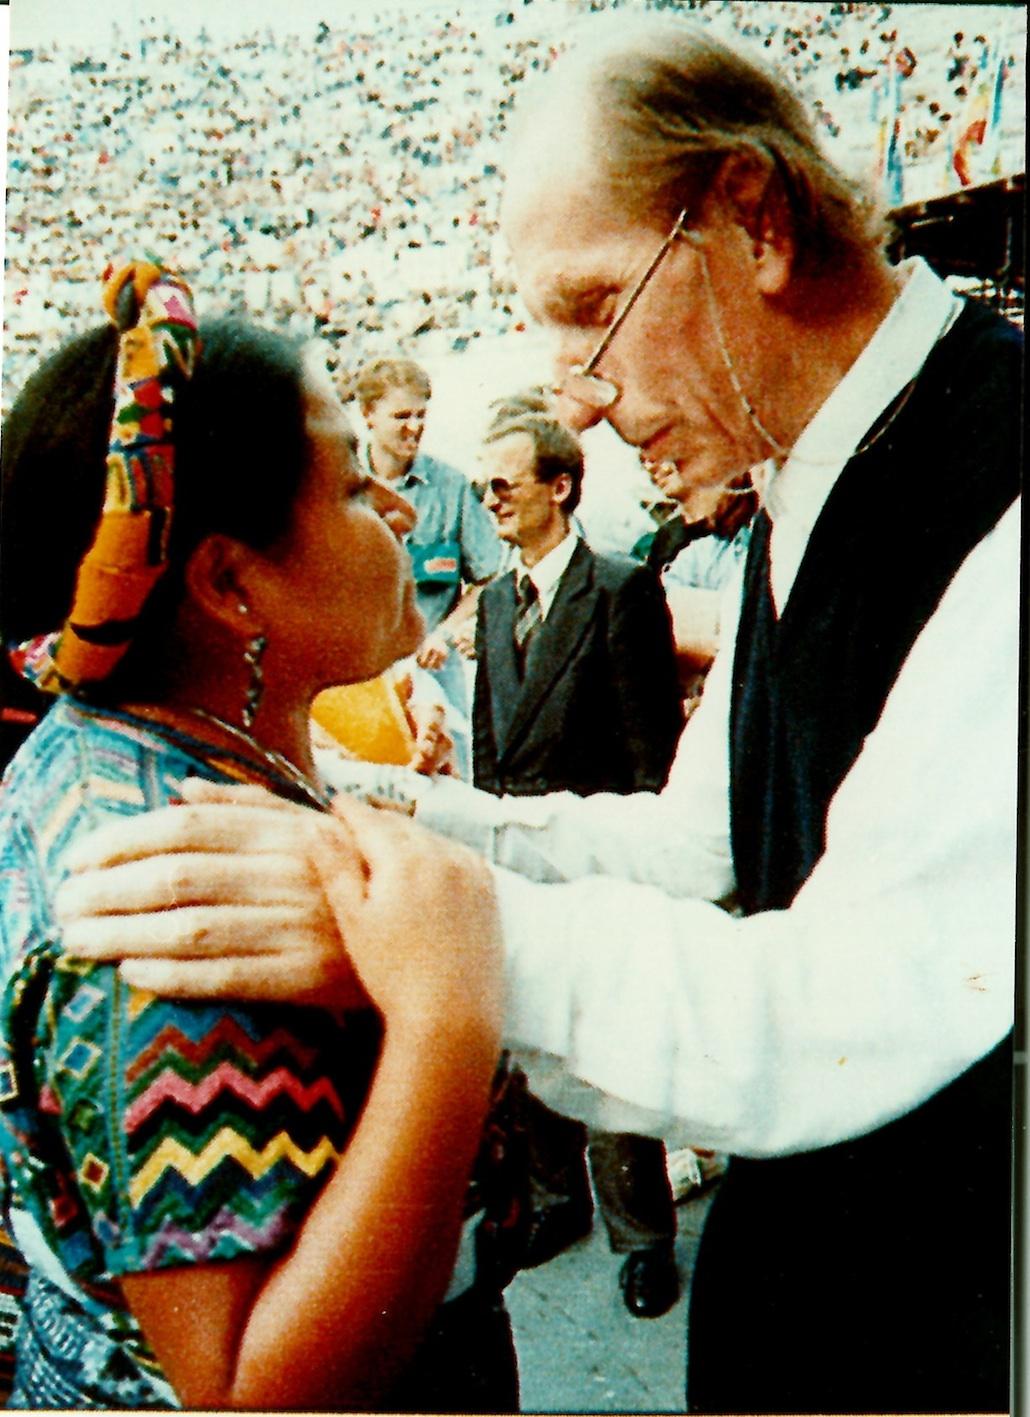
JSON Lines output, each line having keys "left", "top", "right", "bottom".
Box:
{"left": 62, "top": 793, "right": 504, "bottom": 1408}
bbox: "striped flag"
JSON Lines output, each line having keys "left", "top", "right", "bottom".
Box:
{"left": 878, "top": 57, "right": 905, "bottom": 207}
{"left": 953, "top": 47, "right": 994, "bottom": 187}
{"left": 984, "top": 51, "right": 1006, "bottom": 177}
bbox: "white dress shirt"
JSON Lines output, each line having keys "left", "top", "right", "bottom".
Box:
{"left": 516, "top": 529, "right": 580, "bottom": 621}
{"left": 406, "top": 259, "right": 1018, "bottom": 1156}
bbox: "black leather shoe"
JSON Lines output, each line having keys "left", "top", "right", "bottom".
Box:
{"left": 618, "top": 1245, "right": 680, "bottom": 1319}
{"left": 522, "top": 1202, "right": 593, "bottom": 1269}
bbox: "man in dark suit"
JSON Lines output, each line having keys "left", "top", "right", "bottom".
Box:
{"left": 473, "top": 412, "right": 685, "bottom": 1317}
{"left": 474, "top": 414, "right": 683, "bottom": 799}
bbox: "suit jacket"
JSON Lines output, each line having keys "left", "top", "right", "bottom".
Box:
{"left": 473, "top": 538, "right": 683, "bottom": 798}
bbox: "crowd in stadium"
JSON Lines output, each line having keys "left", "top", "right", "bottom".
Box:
{"left": 3, "top": 0, "right": 1023, "bottom": 407}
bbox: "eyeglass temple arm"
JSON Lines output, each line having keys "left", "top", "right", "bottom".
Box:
{"left": 579, "top": 207, "right": 692, "bottom": 376}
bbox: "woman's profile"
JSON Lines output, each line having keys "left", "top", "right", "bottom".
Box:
{"left": 0, "top": 260, "right": 516, "bottom": 1411}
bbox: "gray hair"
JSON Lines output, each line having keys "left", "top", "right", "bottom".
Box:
{"left": 518, "top": 17, "right": 881, "bottom": 275}
{"left": 485, "top": 385, "right": 555, "bottom": 438}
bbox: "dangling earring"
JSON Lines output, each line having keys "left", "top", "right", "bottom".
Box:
{"left": 242, "top": 632, "right": 268, "bottom": 731}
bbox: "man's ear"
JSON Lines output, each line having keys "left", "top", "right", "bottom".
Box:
{"left": 552, "top": 472, "right": 573, "bottom": 511}
{"left": 715, "top": 153, "right": 795, "bottom": 297}
{"left": 181, "top": 535, "right": 259, "bottom": 636}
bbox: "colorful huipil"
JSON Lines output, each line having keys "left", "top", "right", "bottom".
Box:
{"left": 0, "top": 700, "right": 377, "bottom": 1407}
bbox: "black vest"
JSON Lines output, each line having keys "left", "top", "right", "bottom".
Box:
{"left": 688, "top": 301, "right": 1021, "bottom": 1415}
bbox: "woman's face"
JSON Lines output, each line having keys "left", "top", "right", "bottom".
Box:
{"left": 254, "top": 370, "right": 424, "bottom": 693}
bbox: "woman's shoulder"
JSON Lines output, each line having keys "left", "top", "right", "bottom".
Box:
{"left": 3, "top": 700, "right": 214, "bottom": 876}
{"left": 0, "top": 699, "right": 219, "bottom": 987}
{"left": 4, "top": 698, "right": 206, "bottom": 810}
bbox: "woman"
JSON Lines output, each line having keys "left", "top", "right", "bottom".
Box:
{"left": 0, "top": 261, "right": 513, "bottom": 1411}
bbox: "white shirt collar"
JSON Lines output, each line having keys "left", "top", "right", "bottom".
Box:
{"left": 762, "top": 257, "right": 962, "bottom": 612}
{"left": 518, "top": 530, "right": 579, "bottom": 620}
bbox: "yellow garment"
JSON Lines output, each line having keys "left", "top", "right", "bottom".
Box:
{"left": 311, "top": 670, "right": 415, "bottom": 766}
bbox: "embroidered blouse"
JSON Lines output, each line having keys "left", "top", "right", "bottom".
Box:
{"left": 0, "top": 698, "right": 377, "bottom": 1407}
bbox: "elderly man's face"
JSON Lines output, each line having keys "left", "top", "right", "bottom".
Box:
{"left": 502, "top": 155, "right": 780, "bottom": 512}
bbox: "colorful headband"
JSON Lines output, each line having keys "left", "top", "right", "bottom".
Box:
{"left": 10, "top": 260, "right": 200, "bottom": 695}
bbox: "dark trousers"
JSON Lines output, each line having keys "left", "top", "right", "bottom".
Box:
{"left": 526, "top": 1094, "right": 676, "bottom": 1254}
{"left": 686, "top": 1040, "right": 1012, "bottom": 1414}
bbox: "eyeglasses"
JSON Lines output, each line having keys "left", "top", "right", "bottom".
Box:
{"left": 558, "top": 206, "right": 696, "bottom": 411}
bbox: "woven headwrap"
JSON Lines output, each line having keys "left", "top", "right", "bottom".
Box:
{"left": 10, "top": 260, "right": 200, "bottom": 694}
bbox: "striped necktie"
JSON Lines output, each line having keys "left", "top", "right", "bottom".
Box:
{"left": 514, "top": 574, "right": 542, "bottom": 675}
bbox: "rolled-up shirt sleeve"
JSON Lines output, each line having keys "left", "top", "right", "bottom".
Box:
{"left": 489, "top": 503, "right": 1018, "bottom": 1157}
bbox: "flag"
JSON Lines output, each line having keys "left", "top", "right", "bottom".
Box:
{"left": 877, "top": 57, "right": 905, "bottom": 207}
{"left": 953, "top": 47, "right": 993, "bottom": 187}
{"left": 872, "top": 57, "right": 905, "bottom": 205}
{"left": 984, "top": 51, "right": 1006, "bottom": 177}
{"left": 885, "top": 111, "right": 904, "bottom": 207}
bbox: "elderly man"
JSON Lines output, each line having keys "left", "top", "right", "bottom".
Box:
{"left": 58, "top": 17, "right": 1019, "bottom": 1415}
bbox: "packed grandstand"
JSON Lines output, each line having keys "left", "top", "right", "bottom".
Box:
{"left": 3, "top": 0, "right": 1025, "bottom": 423}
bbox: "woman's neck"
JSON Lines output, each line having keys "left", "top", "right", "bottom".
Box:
{"left": 123, "top": 690, "right": 317, "bottom": 784}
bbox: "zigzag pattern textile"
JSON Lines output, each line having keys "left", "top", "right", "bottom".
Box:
{"left": 0, "top": 699, "right": 379, "bottom": 1404}
{"left": 11, "top": 261, "right": 199, "bottom": 695}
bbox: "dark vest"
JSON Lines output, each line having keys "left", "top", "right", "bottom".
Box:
{"left": 688, "top": 300, "right": 1020, "bottom": 1415}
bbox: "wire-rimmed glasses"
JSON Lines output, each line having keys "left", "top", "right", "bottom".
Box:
{"left": 557, "top": 206, "right": 694, "bottom": 411}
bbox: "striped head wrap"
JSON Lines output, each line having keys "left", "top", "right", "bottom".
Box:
{"left": 10, "top": 260, "right": 200, "bottom": 694}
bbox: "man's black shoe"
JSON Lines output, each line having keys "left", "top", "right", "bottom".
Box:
{"left": 618, "top": 1245, "right": 680, "bottom": 1319}
{"left": 522, "top": 1202, "right": 593, "bottom": 1269}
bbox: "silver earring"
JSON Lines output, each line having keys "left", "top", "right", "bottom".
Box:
{"left": 242, "top": 633, "right": 268, "bottom": 731}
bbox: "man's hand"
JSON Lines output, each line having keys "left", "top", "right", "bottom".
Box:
{"left": 56, "top": 778, "right": 503, "bottom": 1034}
{"left": 415, "top": 630, "right": 450, "bottom": 671}
{"left": 450, "top": 622, "right": 477, "bottom": 659}
{"left": 321, "top": 794, "right": 503, "bottom": 1035}
{"left": 57, "top": 779, "right": 366, "bottom": 1008}
{"left": 408, "top": 700, "right": 457, "bottom": 777}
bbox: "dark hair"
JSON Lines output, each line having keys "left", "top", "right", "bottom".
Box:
{"left": 484, "top": 412, "right": 585, "bottom": 514}
{"left": 1, "top": 318, "right": 308, "bottom": 754}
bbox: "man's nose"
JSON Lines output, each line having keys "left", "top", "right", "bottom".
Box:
{"left": 552, "top": 385, "right": 606, "bottom": 433}
{"left": 551, "top": 348, "right": 609, "bottom": 433}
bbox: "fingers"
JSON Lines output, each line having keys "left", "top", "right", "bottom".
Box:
{"left": 61, "top": 903, "right": 317, "bottom": 960}
{"left": 56, "top": 851, "right": 315, "bottom": 919}
{"left": 177, "top": 777, "right": 312, "bottom": 813}
{"left": 308, "top": 814, "right": 371, "bottom": 917}
{"left": 119, "top": 953, "right": 370, "bottom": 1011}
{"left": 410, "top": 710, "right": 452, "bottom": 775}
{"left": 415, "top": 637, "right": 448, "bottom": 670}
{"left": 64, "top": 799, "right": 320, "bottom": 874}
{"left": 328, "top": 795, "right": 455, "bottom": 900}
